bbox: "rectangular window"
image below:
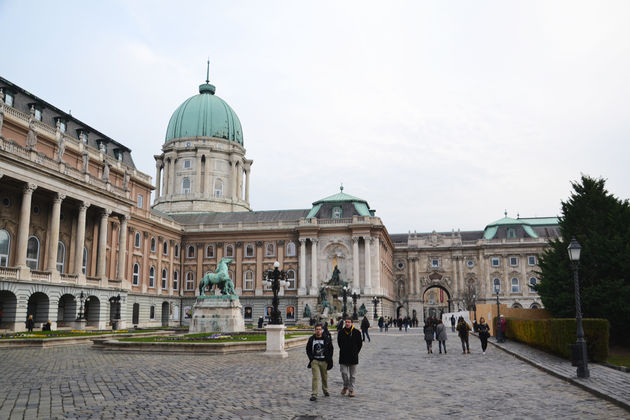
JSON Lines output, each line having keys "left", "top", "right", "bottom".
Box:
{"left": 4, "top": 92, "right": 14, "bottom": 107}
{"left": 184, "top": 159, "right": 191, "bottom": 169}
{"left": 510, "top": 256, "right": 518, "bottom": 266}
{"left": 150, "top": 306, "right": 155, "bottom": 320}
{"left": 34, "top": 108, "right": 42, "bottom": 121}
{"left": 528, "top": 255, "right": 537, "bottom": 266}
{"left": 173, "top": 271, "right": 179, "bottom": 291}
{"left": 431, "top": 259, "right": 439, "bottom": 268}
{"left": 137, "top": 194, "right": 143, "bottom": 209}
{"left": 59, "top": 120, "right": 66, "bottom": 133}
{"left": 491, "top": 257, "right": 500, "bottom": 267}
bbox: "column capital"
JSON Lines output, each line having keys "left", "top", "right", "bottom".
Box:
{"left": 53, "top": 193, "right": 66, "bottom": 203}
{"left": 299, "top": 238, "right": 307, "bottom": 244}
{"left": 100, "top": 208, "right": 112, "bottom": 218}
{"left": 118, "top": 214, "right": 130, "bottom": 223}
{"left": 79, "top": 201, "right": 90, "bottom": 211}
{"left": 23, "top": 183, "right": 37, "bottom": 194}
{"left": 352, "top": 236, "right": 361, "bottom": 243}
{"left": 310, "top": 238, "right": 319, "bottom": 244}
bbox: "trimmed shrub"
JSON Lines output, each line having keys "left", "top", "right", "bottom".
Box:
{"left": 501, "top": 317, "right": 609, "bottom": 362}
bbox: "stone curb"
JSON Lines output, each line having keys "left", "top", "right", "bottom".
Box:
{"left": 486, "top": 336, "right": 630, "bottom": 413}
{"left": 0, "top": 330, "right": 176, "bottom": 348}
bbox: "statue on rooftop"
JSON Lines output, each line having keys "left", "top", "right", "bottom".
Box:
{"left": 26, "top": 107, "right": 38, "bottom": 149}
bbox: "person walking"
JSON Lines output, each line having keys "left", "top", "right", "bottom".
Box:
{"left": 423, "top": 322, "right": 434, "bottom": 353}
{"left": 26, "top": 314, "right": 34, "bottom": 332}
{"left": 456, "top": 316, "right": 471, "bottom": 354}
{"left": 384, "top": 318, "right": 389, "bottom": 332}
{"left": 360, "top": 316, "right": 371, "bottom": 342}
{"left": 498, "top": 315, "right": 507, "bottom": 343}
{"left": 378, "top": 316, "right": 384, "bottom": 332}
{"left": 306, "top": 323, "right": 333, "bottom": 401}
{"left": 337, "top": 316, "right": 363, "bottom": 397}
{"left": 435, "top": 319, "right": 447, "bottom": 354}
{"left": 450, "top": 314, "right": 456, "bottom": 332}
{"left": 477, "top": 317, "right": 490, "bottom": 354}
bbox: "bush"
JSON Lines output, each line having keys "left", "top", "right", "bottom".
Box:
{"left": 502, "top": 317, "right": 609, "bottom": 362}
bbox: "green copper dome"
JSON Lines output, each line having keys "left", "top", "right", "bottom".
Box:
{"left": 165, "top": 82, "right": 243, "bottom": 145}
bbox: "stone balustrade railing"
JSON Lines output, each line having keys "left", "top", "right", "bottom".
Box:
{"left": 0, "top": 266, "right": 19, "bottom": 279}
{"left": 31, "top": 270, "right": 52, "bottom": 282}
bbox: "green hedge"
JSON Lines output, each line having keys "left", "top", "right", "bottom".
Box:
{"left": 500, "top": 317, "right": 609, "bottom": 362}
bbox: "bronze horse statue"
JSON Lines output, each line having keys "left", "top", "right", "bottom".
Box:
{"left": 198, "top": 258, "right": 236, "bottom": 296}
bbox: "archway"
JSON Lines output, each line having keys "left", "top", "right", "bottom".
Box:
{"left": 0, "top": 290, "right": 17, "bottom": 329}
{"left": 57, "top": 294, "right": 77, "bottom": 327}
{"left": 84, "top": 296, "right": 100, "bottom": 327}
{"left": 161, "top": 302, "right": 169, "bottom": 327}
{"left": 27, "top": 292, "right": 49, "bottom": 326}
{"left": 422, "top": 285, "right": 451, "bottom": 321}
{"left": 396, "top": 305, "right": 407, "bottom": 319}
{"left": 132, "top": 303, "right": 140, "bottom": 325}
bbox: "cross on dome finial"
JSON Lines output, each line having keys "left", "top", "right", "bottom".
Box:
{"left": 340, "top": 183, "right": 344, "bottom": 192}
{"left": 504, "top": 209, "right": 507, "bottom": 217}
{"left": 206, "top": 58, "right": 210, "bottom": 84}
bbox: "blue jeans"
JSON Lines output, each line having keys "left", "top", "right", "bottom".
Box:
{"left": 362, "top": 329, "right": 370, "bottom": 342}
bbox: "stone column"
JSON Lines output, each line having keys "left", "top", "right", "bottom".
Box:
{"left": 298, "top": 238, "right": 307, "bottom": 295}
{"left": 117, "top": 215, "right": 129, "bottom": 283}
{"left": 46, "top": 193, "right": 65, "bottom": 272}
{"left": 96, "top": 209, "right": 111, "bottom": 279}
{"left": 16, "top": 183, "right": 37, "bottom": 268}
{"left": 352, "top": 237, "right": 360, "bottom": 291}
{"left": 195, "top": 153, "right": 202, "bottom": 195}
{"left": 74, "top": 202, "right": 89, "bottom": 277}
{"left": 163, "top": 158, "right": 169, "bottom": 195}
{"left": 244, "top": 166, "right": 251, "bottom": 203}
{"left": 363, "top": 237, "right": 372, "bottom": 293}
{"left": 154, "top": 161, "right": 162, "bottom": 200}
{"left": 407, "top": 257, "right": 414, "bottom": 295}
{"left": 374, "top": 236, "right": 381, "bottom": 293}
{"left": 309, "top": 238, "right": 318, "bottom": 295}
{"left": 230, "top": 156, "right": 238, "bottom": 200}
{"left": 169, "top": 154, "right": 176, "bottom": 196}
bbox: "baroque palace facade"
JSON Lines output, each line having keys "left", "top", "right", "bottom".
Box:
{"left": 0, "top": 74, "right": 558, "bottom": 331}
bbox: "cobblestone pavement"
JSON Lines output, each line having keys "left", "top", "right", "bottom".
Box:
{"left": 1, "top": 330, "right": 628, "bottom": 420}
{"left": 488, "top": 335, "right": 630, "bottom": 410}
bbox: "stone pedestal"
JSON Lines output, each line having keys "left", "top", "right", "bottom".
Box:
{"left": 71, "top": 319, "right": 87, "bottom": 330}
{"left": 189, "top": 296, "right": 245, "bottom": 333}
{"left": 264, "top": 324, "right": 288, "bottom": 358}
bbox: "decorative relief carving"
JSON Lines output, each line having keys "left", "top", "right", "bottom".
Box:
{"left": 256, "top": 241, "right": 263, "bottom": 247}
{"left": 236, "top": 242, "right": 242, "bottom": 248}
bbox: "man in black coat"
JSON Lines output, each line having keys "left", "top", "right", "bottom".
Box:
{"left": 337, "top": 316, "right": 362, "bottom": 397}
{"left": 306, "top": 324, "right": 333, "bottom": 401}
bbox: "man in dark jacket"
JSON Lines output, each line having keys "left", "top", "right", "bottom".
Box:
{"left": 306, "top": 323, "right": 333, "bottom": 401}
{"left": 337, "top": 317, "right": 362, "bottom": 397}
{"left": 360, "top": 316, "right": 371, "bottom": 342}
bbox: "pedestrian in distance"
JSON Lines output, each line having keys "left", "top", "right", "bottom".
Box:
{"left": 404, "top": 317, "right": 409, "bottom": 332}
{"left": 384, "top": 318, "right": 389, "bottom": 332}
{"left": 450, "top": 314, "right": 456, "bottom": 332}
{"left": 398, "top": 317, "right": 403, "bottom": 331}
{"left": 42, "top": 320, "right": 52, "bottom": 331}
{"left": 456, "top": 316, "right": 471, "bottom": 353}
{"left": 337, "top": 316, "right": 363, "bottom": 397}
{"left": 423, "top": 322, "right": 434, "bottom": 354}
{"left": 26, "top": 314, "right": 34, "bottom": 332}
{"left": 360, "top": 316, "right": 371, "bottom": 342}
{"left": 378, "top": 316, "right": 384, "bottom": 332}
{"left": 306, "top": 323, "right": 334, "bottom": 401}
{"left": 435, "top": 319, "right": 447, "bottom": 354}
{"left": 498, "top": 315, "right": 507, "bottom": 343}
{"left": 336, "top": 317, "right": 345, "bottom": 332}
{"left": 477, "top": 317, "right": 490, "bottom": 354}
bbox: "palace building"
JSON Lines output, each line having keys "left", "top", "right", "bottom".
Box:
{"left": 0, "top": 74, "right": 557, "bottom": 331}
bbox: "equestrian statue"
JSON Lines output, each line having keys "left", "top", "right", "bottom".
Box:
{"left": 198, "top": 257, "right": 236, "bottom": 296}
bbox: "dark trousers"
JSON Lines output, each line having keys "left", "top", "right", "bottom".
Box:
{"left": 425, "top": 339, "right": 432, "bottom": 352}
{"left": 460, "top": 335, "right": 470, "bottom": 352}
{"left": 438, "top": 340, "right": 446, "bottom": 353}
{"left": 480, "top": 336, "right": 488, "bottom": 352}
{"left": 451, "top": 325, "right": 455, "bottom": 332}
{"left": 362, "top": 329, "right": 370, "bottom": 342}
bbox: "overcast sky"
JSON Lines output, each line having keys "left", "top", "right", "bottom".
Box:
{"left": 1, "top": 1, "right": 629, "bottom": 233}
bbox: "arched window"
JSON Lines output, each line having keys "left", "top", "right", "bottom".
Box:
{"left": 285, "top": 242, "right": 296, "bottom": 257}
{"left": 507, "top": 228, "right": 516, "bottom": 238}
{"left": 185, "top": 272, "right": 195, "bottom": 291}
{"left": 174, "top": 244, "right": 180, "bottom": 258}
{"left": 511, "top": 277, "right": 520, "bottom": 293}
{"left": 286, "top": 306, "right": 295, "bottom": 320}
{"left": 150, "top": 237, "right": 156, "bottom": 252}
{"left": 134, "top": 232, "right": 141, "bottom": 248}
{"left": 332, "top": 206, "right": 342, "bottom": 219}
{"left": 245, "top": 243, "right": 255, "bottom": 258}
{"left": 173, "top": 270, "right": 179, "bottom": 291}
{"left": 529, "top": 277, "right": 538, "bottom": 290}
{"left": 512, "top": 302, "right": 523, "bottom": 309}
{"left": 82, "top": 246, "right": 88, "bottom": 275}
{"left": 205, "top": 244, "right": 215, "bottom": 258}
{"left": 243, "top": 306, "right": 253, "bottom": 320}
{"left": 530, "top": 303, "right": 540, "bottom": 309}
{"left": 187, "top": 245, "right": 195, "bottom": 259}
{"left": 149, "top": 266, "right": 155, "bottom": 288}
{"left": 265, "top": 243, "right": 275, "bottom": 257}
{"left": 243, "top": 270, "right": 254, "bottom": 290}
{"left": 286, "top": 269, "right": 296, "bottom": 290}
{"left": 132, "top": 263, "right": 140, "bottom": 285}
{"left": 161, "top": 268, "right": 168, "bottom": 290}
{"left": 163, "top": 240, "right": 168, "bottom": 256}
{"left": 26, "top": 236, "right": 40, "bottom": 270}
{"left": 150, "top": 305, "right": 155, "bottom": 320}
{"left": 56, "top": 241, "right": 66, "bottom": 273}
{"left": 182, "top": 177, "right": 191, "bottom": 194}
{"left": 214, "top": 179, "right": 223, "bottom": 198}
{"left": 493, "top": 278, "right": 501, "bottom": 294}
{"left": 225, "top": 244, "right": 234, "bottom": 258}
{"left": 0, "top": 229, "right": 10, "bottom": 266}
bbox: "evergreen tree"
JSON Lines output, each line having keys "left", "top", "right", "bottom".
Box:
{"left": 535, "top": 176, "right": 630, "bottom": 345}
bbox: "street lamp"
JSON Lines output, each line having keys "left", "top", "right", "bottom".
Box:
{"left": 371, "top": 296, "right": 379, "bottom": 320}
{"left": 494, "top": 283, "right": 501, "bottom": 341}
{"left": 77, "top": 291, "right": 85, "bottom": 320}
{"left": 351, "top": 292, "right": 361, "bottom": 320}
{"left": 338, "top": 285, "right": 349, "bottom": 318}
{"left": 262, "top": 261, "right": 289, "bottom": 325}
{"left": 568, "top": 238, "right": 589, "bottom": 378}
{"left": 472, "top": 294, "right": 477, "bottom": 323}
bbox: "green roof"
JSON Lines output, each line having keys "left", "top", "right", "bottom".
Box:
{"left": 312, "top": 189, "right": 368, "bottom": 206}
{"left": 483, "top": 214, "right": 559, "bottom": 239}
{"left": 165, "top": 82, "right": 243, "bottom": 144}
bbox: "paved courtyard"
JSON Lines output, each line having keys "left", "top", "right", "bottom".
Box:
{"left": 0, "top": 330, "right": 627, "bottom": 419}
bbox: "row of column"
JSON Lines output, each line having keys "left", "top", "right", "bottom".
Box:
{"left": 11, "top": 180, "right": 129, "bottom": 282}
{"left": 156, "top": 153, "right": 250, "bottom": 202}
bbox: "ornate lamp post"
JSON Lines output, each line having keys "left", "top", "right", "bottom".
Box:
{"left": 568, "top": 238, "right": 589, "bottom": 378}
{"left": 371, "top": 296, "right": 379, "bottom": 320}
{"left": 472, "top": 294, "right": 477, "bottom": 323}
{"left": 338, "top": 285, "right": 349, "bottom": 318}
{"left": 262, "top": 261, "right": 288, "bottom": 325}
{"left": 351, "top": 292, "right": 361, "bottom": 320}
{"left": 77, "top": 291, "right": 85, "bottom": 320}
{"left": 494, "top": 284, "right": 501, "bottom": 340}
